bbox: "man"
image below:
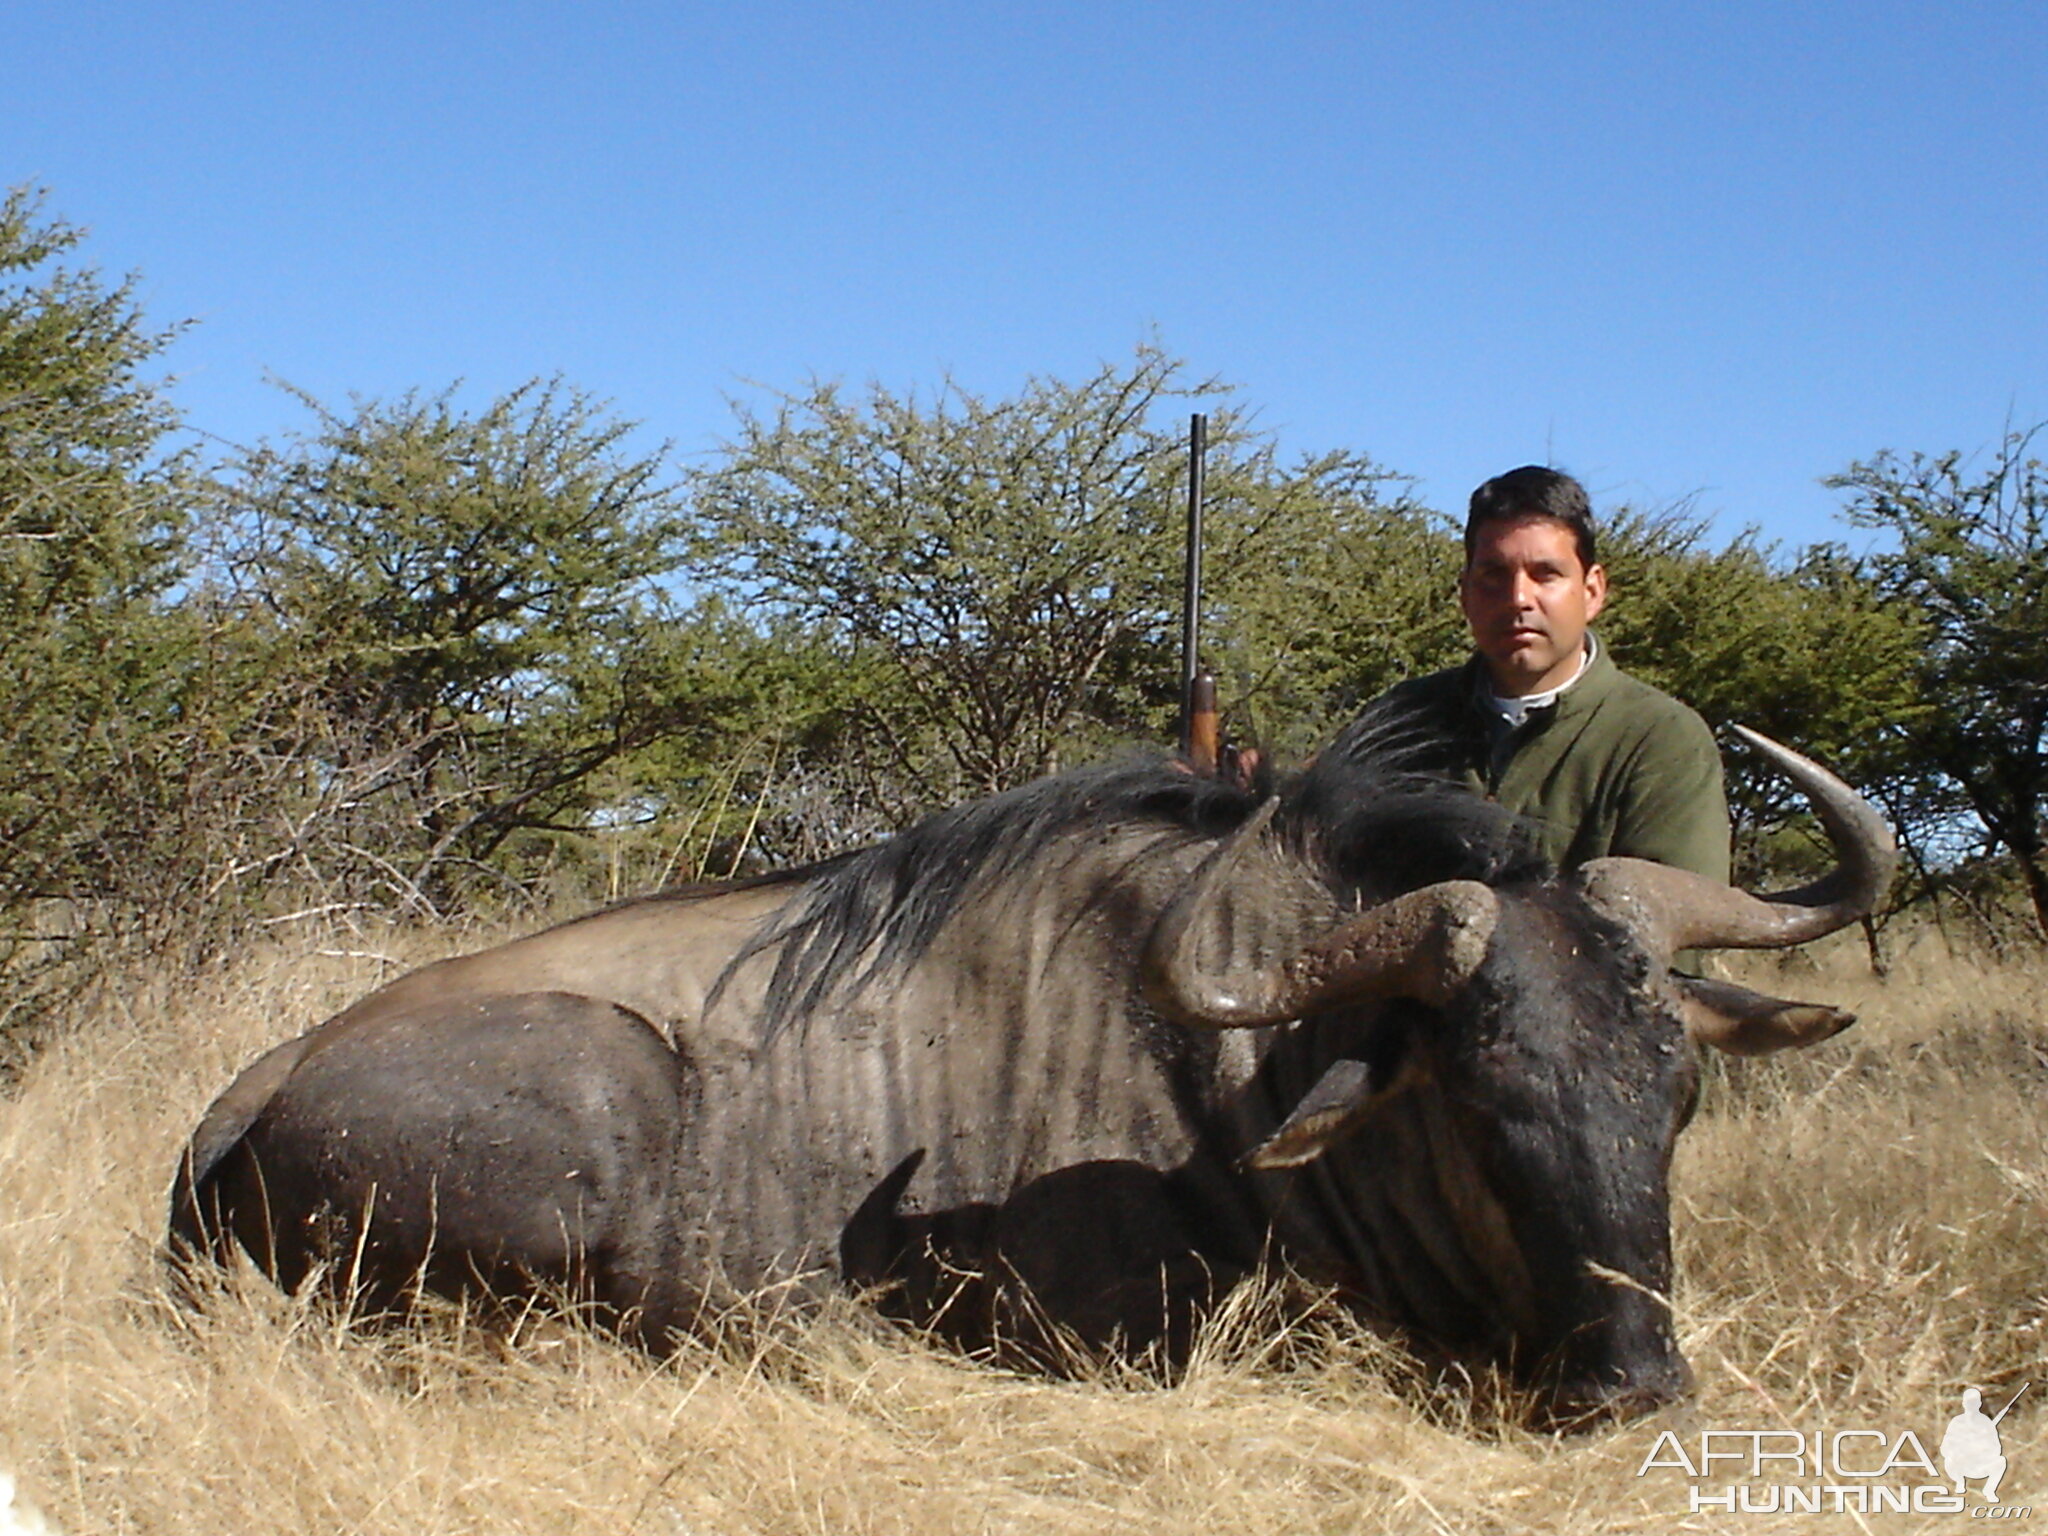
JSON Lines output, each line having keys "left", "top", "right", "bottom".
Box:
{"left": 1380, "top": 465, "right": 1730, "bottom": 882}
{"left": 1940, "top": 1387, "right": 2009, "bottom": 1502}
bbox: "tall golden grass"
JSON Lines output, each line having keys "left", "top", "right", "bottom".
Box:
{"left": 2, "top": 920, "right": 2041, "bottom": 1533}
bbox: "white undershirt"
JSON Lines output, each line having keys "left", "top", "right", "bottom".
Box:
{"left": 1485, "top": 634, "right": 1597, "bottom": 731}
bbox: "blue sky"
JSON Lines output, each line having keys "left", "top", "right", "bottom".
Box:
{"left": 10, "top": 1, "right": 2042, "bottom": 551}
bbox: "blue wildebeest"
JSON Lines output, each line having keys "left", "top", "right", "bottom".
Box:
{"left": 168, "top": 716, "right": 1892, "bottom": 1422}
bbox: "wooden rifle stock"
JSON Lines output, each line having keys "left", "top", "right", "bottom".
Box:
{"left": 1178, "top": 413, "right": 1220, "bottom": 773}
{"left": 1186, "top": 672, "right": 1219, "bottom": 775}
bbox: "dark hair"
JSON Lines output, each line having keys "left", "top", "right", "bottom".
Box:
{"left": 717, "top": 715, "right": 1540, "bottom": 1042}
{"left": 1464, "top": 465, "right": 1597, "bottom": 569}
{"left": 721, "top": 756, "right": 1257, "bottom": 1038}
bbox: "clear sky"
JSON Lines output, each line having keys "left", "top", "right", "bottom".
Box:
{"left": 10, "top": 1, "right": 2043, "bottom": 550}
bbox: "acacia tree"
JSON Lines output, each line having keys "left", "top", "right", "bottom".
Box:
{"left": 1593, "top": 505, "right": 1927, "bottom": 895}
{"left": 1192, "top": 446, "right": 1464, "bottom": 758}
{"left": 687, "top": 345, "right": 1435, "bottom": 808}
{"left": 0, "top": 187, "right": 195, "bottom": 951}
{"left": 207, "top": 380, "right": 747, "bottom": 909}
{"left": 1830, "top": 431, "right": 2048, "bottom": 939}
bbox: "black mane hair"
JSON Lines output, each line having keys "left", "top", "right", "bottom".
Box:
{"left": 1285, "top": 698, "right": 1549, "bottom": 897}
{"left": 724, "top": 755, "right": 1258, "bottom": 1037}
{"left": 723, "top": 696, "right": 1549, "bottom": 1039}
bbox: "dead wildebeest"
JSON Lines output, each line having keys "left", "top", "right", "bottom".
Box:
{"left": 168, "top": 714, "right": 1892, "bottom": 1424}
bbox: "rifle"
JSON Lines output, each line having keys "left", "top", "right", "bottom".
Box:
{"left": 1992, "top": 1383, "right": 2030, "bottom": 1424}
{"left": 1179, "top": 413, "right": 1220, "bottom": 774}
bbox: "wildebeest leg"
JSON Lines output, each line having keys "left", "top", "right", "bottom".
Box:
{"left": 842, "top": 1156, "right": 1245, "bottom": 1369}
{"left": 167, "top": 1033, "right": 320, "bottom": 1274}
{"left": 990, "top": 1161, "right": 1246, "bottom": 1366}
{"left": 170, "top": 992, "right": 698, "bottom": 1350}
{"left": 840, "top": 1150, "right": 1002, "bottom": 1345}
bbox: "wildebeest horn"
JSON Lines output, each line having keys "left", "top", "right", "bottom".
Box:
{"left": 1142, "top": 799, "right": 1501, "bottom": 1028}
{"left": 1578, "top": 725, "right": 1897, "bottom": 963}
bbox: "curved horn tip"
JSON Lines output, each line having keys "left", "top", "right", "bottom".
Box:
{"left": 1583, "top": 724, "right": 1897, "bottom": 960}
{"left": 1726, "top": 724, "right": 1898, "bottom": 855}
{"left": 1140, "top": 794, "right": 1291, "bottom": 1029}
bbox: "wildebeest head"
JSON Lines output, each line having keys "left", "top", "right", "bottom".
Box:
{"left": 1143, "top": 716, "right": 1894, "bottom": 1425}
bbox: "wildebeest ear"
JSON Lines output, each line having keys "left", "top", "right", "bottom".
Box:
{"left": 1671, "top": 974, "right": 1856, "bottom": 1057}
{"left": 1243, "top": 1055, "right": 1416, "bottom": 1170}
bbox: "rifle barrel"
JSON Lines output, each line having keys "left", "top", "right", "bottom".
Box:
{"left": 1179, "top": 413, "right": 1208, "bottom": 760}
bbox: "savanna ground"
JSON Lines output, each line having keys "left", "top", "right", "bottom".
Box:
{"left": 1, "top": 917, "right": 2042, "bottom": 1535}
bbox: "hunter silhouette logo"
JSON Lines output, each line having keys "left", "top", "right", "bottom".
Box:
{"left": 1637, "top": 1382, "right": 2033, "bottom": 1517}
{"left": 1943, "top": 1384, "right": 2027, "bottom": 1503}
{"left": 0, "top": 1470, "right": 65, "bottom": 1536}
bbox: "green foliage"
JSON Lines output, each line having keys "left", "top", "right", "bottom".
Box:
{"left": 558, "top": 603, "right": 857, "bottom": 891}
{"left": 690, "top": 347, "right": 1201, "bottom": 800}
{"left": 0, "top": 186, "right": 199, "bottom": 999}
{"left": 201, "top": 379, "right": 775, "bottom": 910}
{"left": 686, "top": 345, "right": 1439, "bottom": 808}
{"left": 1600, "top": 508, "right": 1916, "bottom": 756}
{"left": 1830, "top": 431, "right": 2048, "bottom": 937}
{"left": 1594, "top": 504, "right": 1927, "bottom": 892}
{"left": 1198, "top": 448, "right": 1464, "bottom": 759}
{"left": 10, "top": 177, "right": 2039, "bottom": 1019}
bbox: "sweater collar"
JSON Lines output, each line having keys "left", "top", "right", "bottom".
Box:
{"left": 1465, "top": 633, "right": 1617, "bottom": 729}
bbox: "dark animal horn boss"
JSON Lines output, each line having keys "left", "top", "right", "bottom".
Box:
{"left": 1578, "top": 724, "right": 1898, "bottom": 963}
{"left": 1142, "top": 798, "right": 1501, "bottom": 1028}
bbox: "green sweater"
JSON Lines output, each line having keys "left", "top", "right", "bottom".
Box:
{"left": 1382, "top": 641, "right": 1731, "bottom": 883}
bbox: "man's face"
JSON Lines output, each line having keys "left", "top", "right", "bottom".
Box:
{"left": 1458, "top": 515, "right": 1608, "bottom": 697}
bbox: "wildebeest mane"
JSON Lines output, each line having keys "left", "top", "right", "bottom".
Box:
{"left": 1282, "top": 698, "right": 1550, "bottom": 896}
{"left": 725, "top": 756, "right": 1258, "bottom": 1037}
{"left": 724, "top": 696, "right": 1545, "bottom": 1039}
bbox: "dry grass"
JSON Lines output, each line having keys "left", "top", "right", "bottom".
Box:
{"left": 2, "top": 920, "right": 2043, "bottom": 1534}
